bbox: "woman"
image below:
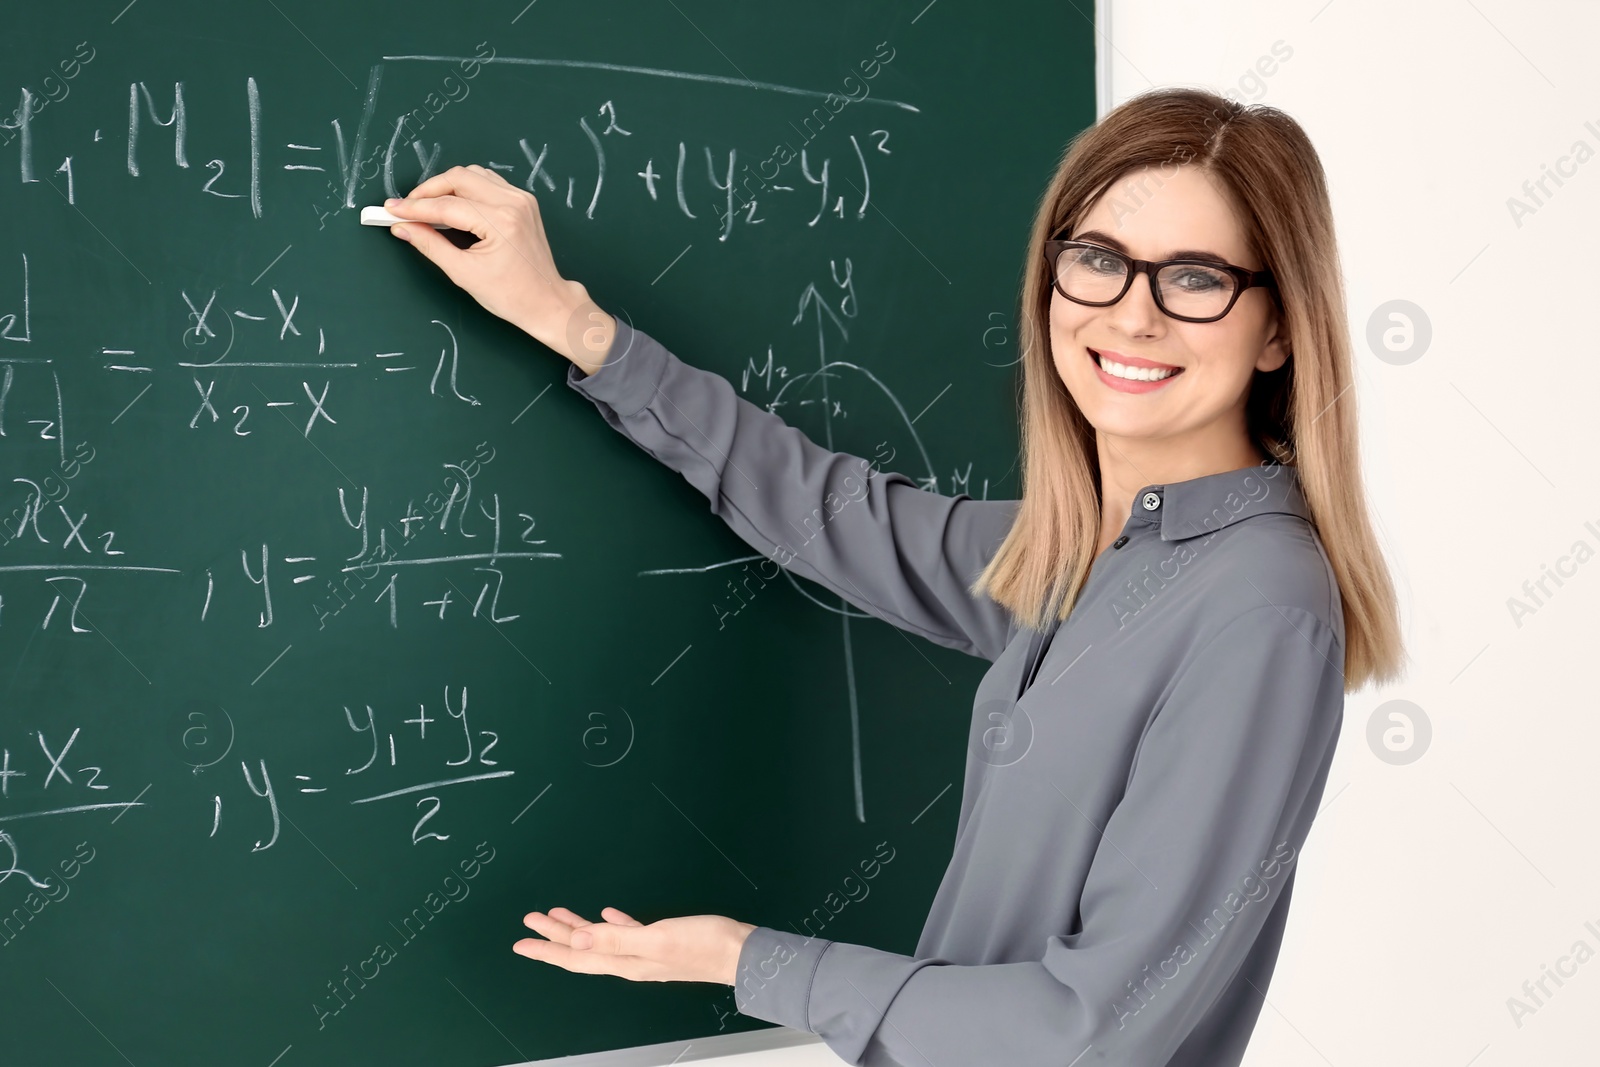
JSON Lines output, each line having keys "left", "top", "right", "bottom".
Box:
{"left": 384, "top": 86, "right": 1403, "bottom": 1066}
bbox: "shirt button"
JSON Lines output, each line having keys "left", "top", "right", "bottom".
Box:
{"left": 1141, "top": 491, "right": 1161, "bottom": 511}
{"left": 1113, "top": 535, "right": 1129, "bottom": 549}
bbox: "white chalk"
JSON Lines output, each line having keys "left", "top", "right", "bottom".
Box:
{"left": 360, "top": 205, "right": 451, "bottom": 230}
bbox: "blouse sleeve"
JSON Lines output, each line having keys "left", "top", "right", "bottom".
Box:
{"left": 564, "top": 315, "right": 1020, "bottom": 661}
{"left": 733, "top": 603, "right": 1346, "bottom": 1066}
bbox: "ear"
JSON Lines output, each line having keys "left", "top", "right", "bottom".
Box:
{"left": 1256, "top": 310, "right": 1291, "bottom": 374}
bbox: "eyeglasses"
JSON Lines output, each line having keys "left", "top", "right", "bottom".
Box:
{"left": 1044, "top": 237, "right": 1276, "bottom": 323}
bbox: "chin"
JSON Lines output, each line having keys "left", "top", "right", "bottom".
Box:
{"left": 1082, "top": 410, "right": 1161, "bottom": 440}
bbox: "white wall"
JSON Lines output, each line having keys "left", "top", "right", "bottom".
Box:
{"left": 1106, "top": 1, "right": 1600, "bottom": 1064}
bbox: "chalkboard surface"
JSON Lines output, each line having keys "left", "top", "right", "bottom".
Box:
{"left": 0, "top": 3, "right": 1094, "bottom": 1064}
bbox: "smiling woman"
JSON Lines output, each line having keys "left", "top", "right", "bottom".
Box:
{"left": 384, "top": 84, "right": 1402, "bottom": 1067}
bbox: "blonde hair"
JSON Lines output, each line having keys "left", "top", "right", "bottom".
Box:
{"left": 970, "top": 87, "right": 1403, "bottom": 692}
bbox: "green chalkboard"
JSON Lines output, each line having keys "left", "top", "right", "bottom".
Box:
{"left": 0, "top": 2, "right": 1095, "bottom": 1064}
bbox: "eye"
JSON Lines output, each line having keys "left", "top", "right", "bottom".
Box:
{"left": 1082, "top": 251, "right": 1125, "bottom": 274}
{"left": 1167, "top": 266, "right": 1227, "bottom": 292}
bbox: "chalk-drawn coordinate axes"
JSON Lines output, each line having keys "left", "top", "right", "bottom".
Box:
{"left": 634, "top": 264, "right": 986, "bottom": 825}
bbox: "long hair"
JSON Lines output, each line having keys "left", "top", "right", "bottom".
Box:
{"left": 969, "top": 87, "right": 1404, "bottom": 691}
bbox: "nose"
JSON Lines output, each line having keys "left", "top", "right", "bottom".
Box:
{"left": 1103, "top": 264, "right": 1164, "bottom": 337}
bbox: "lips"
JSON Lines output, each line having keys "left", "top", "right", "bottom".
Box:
{"left": 1088, "top": 348, "right": 1182, "bottom": 372}
{"left": 1087, "top": 347, "right": 1184, "bottom": 392}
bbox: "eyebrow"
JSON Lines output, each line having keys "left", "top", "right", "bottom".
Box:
{"left": 1066, "top": 229, "right": 1238, "bottom": 269}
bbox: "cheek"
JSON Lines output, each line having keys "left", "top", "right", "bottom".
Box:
{"left": 1047, "top": 295, "right": 1088, "bottom": 366}
{"left": 1190, "top": 325, "right": 1257, "bottom": 384}
{"left": 1048, "top": 302, "right": 1095, "bottom": 403}
{"left": 1048, "top": 289, "right": 1078, "bottom": 332}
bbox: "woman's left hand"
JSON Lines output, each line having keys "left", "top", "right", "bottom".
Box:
{"left": 514, "top": 906, "right": 757, "bottom": 986}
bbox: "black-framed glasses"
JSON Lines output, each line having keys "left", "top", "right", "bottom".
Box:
{"left": 1044, "top": 237, "right": 1276, "bottom": 323}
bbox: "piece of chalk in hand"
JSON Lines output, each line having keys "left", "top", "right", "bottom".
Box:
{"left": 360, "top": 205, "right": 451, "bottom": 230}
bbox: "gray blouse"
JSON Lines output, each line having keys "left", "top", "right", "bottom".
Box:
{"left": 565, "top": 317, "right": 1348, "bottom": 1067}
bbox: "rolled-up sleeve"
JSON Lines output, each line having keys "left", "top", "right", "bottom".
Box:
{"left": 733, "top": 604, "right": 1346, "bottom": 1066}
{"left": 565, "top": 315, "right": 1019, "bottom": 661}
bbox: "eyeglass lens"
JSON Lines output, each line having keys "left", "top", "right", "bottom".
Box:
{"left": 1055, "top": 246, "right": 1237, "bottom": 319}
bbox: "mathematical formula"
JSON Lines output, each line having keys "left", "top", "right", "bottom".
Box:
{"left": 6, "top": 49, "right": 902, "bottom": 241}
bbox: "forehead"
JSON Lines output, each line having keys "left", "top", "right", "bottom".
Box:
{"left": 1076, "top": 164, "right": 1251, "bottom": 262}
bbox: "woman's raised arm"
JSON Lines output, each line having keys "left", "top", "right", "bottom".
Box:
{"left": 388, "top": 166, "right": 1018, "bottom": 660}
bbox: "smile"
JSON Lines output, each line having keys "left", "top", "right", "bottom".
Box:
{"left": 1089, "top": 348, "right": 1184, "bottom": 393}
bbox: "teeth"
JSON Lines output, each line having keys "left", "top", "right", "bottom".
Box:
{"left": 1096, "top": 352, "right": 1177, "bottom": 382}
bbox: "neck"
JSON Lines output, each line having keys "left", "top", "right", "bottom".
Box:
{"left": 1093, "top": 432, "right": 1268, "bottom": 553}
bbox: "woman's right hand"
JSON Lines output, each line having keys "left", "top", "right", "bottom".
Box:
{"left": 385, "top": 164, "right": 616, "bottom": 374}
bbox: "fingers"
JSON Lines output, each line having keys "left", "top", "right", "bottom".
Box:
{"left": 404, "top": 164, "right": 507, "bottom": 203}
{"left": 519, "top": 913, "right": 645, "bottom": 956}
{"left": 386, "top": 194, "right": 495, "bottom": 239}
{"left": 385, "top": 162, "right": 572, "bottom": 338}
{"left": 521, "top": 909, "right": 585, "bottom": 943}
{"left": 390, "top": 221, "right": 464, "bottom": 275}
{"left": 465, "top": 162, "right": 514, "bottom": 190}
{"left": 577, "top": 921, "right": 651, "bottom": 957}
{"left": 512, "top": 937, "right": 656, "bottom": 980}
{"left": 545, "top": 906, "right": 594, "bottom": 928}
{"left": 522, "top": 906, "right": 642, "bottom": 937}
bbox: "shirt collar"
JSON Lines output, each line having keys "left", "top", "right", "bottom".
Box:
{"left": 1124, "top": 461, "right": 1312, "bottom": 542}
